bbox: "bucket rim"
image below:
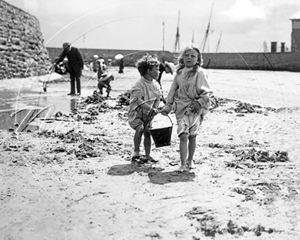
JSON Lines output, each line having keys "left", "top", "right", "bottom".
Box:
{"left": 150, "top": 125, "right": 173, "bottom": 131}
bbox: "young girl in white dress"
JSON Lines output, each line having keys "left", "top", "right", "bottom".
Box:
{"left": 162, "top": 43, "right": 213, "bottom": 171}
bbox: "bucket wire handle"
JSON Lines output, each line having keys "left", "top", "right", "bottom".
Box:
{"left": 152, "top": 112, "right": 173, "bottom": 126}
{"left": 164, "top": 113, "right": 173, "bottom": 125}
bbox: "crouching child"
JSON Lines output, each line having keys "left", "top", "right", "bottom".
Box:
{"left": 98, "top": 73, "right": 114, "bottom": 97}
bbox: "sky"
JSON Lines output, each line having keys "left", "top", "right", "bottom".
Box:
{"left": 6, "top": 0, "right": 300, "bottom": 53}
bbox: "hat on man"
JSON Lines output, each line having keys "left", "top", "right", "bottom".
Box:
{"left": 93, "top": 55, "right": 99, "bottom": 59}
{"left": 62, "top": 42, "right": 71, "bottom": 49}
{"left": 164, "top": 61, "right": 175, "bottom": 75}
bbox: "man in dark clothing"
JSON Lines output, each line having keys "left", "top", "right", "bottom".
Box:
{"left": 118, "top": 57, "right": 124, "bottom": 73}
{"left": 156, "top": 61, "right": 174, "bottom": 86}
{"left": 55, "top": 42, "right": 84, "bottom": 95}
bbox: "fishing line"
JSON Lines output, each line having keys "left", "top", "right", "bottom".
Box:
{"left": 18, "top": 13, "right": 179, "bottom": 113}
{"left": 229, "top": 23, "right": 285, "bottom": 109}
{"left": 12, "top": 0, "right": 215, "bottom": 119}
{"left": 17, "top": 10, "right": 188, "bottom": 115}
{"left": 13, "top": 1, "right": 142, "bottom": 115}
{"left": 14, "top": 0, "right": 181, "bottom": 116}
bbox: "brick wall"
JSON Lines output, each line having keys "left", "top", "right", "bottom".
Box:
{"left": 0, "top": 0, "right": 52, "bottom": 80}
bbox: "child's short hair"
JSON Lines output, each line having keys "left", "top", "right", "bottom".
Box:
{"left": 136, "top": 54, "right": 160, "bottom": 76}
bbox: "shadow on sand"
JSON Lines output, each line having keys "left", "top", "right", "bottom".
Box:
{"left": 107, "top": 163, "right": 196, "bottom": 185}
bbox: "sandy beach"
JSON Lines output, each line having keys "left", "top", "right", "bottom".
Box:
{"left": 1, "top": 67, "right": 300, "bottom": 240}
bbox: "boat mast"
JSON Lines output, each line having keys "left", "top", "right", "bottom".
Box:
{"left": 201, "top": 0, "right": 216, "bottom": 53}
{"left": 192, "top": 30, "right": 195, "bottom": 43}
{"left": 174, "top": 10, "right": 180, "bottom": 53}
{"left": 215, "top": 31, "right": 222, "bottom": 52}
{"left": 162, "top": 21, "right": 165, "bottom": 51}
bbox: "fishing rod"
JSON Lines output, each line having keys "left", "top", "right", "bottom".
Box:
{"left": 42, "top": 64, "right": 55, "bottom": 92}
{"left": 43, "top": 43, "right": 73, "bottom": 92}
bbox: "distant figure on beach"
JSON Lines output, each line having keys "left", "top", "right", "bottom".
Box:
{"left": 90, "top": 54, "right": 99, "bottom": 72}
{"left": 97, "top": 57, "right": 107, "bottom": 80}
{"left": 157, "top": 60, "right": 175, "bottom": 87}
{"left": 96, "top": 58, "right": 114, "bottom": 97}
{"left": 118, "top": 57, "right": 124, "bottom": 73}
{"left": 98, "top": 73, "right": 114, "bottom": 97}
{"left": 55, "top": 42, "right": 84, "bottom": 96}
{"left": 161, "top": 43, "right": 213, "bottom": 172}
{"left": 128, "top": 54, "right": 163, "bottom": 163}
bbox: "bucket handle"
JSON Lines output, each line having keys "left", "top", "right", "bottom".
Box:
{"left": 153, "top": 113, "right": 173, "bottom": 126}
{"left": 166, "top": 114, "right": 173, "bottom": 125}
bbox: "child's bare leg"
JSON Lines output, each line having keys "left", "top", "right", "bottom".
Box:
{"left": 133, "top": 125, "right": 143, "bottom": 156}
{"left": 106, "top": 85, "right": 111, "bottom": 97}
{"left": 179, "top": 133, "right": 188, "bottom": 167}
{"left": 143, "top": 127, "right": 151, "bottom": 158}
{"left": 187, "top": 135, "right": 197, "bottom": 168}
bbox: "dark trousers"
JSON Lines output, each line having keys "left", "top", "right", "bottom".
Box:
{"left": 70, "top": 71, "right": 81, "bottom": 94}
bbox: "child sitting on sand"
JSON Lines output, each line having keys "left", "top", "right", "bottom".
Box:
{"left": 128, "top": 54, "right": 163, "bottom": 163}
{"left": 161, "top": 43, "right": 213, "bottom": 171}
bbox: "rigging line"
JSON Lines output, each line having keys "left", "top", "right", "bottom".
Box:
{"left": 215, "top": 31, "right": 222, "bottom": 53}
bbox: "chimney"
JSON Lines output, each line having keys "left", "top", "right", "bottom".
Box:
{"left": 271, "top": 42, "right": 277, "bottom": 52}
{"left": 281, "top": 42, "right": 285, "bottom": 52}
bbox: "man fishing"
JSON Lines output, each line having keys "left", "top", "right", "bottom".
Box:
{"left": 55, "top": 42, "right": 84, "bottom": 96}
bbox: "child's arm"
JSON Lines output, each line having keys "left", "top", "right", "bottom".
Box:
{"left": 161, "top": 76, "right": 178, "bottom": 114}
{"left": 193, "top": 71, "right": 213, "bottom": 113}
{"left": 130, "top": 87, "right": 158, "bottom": 113}
{"left": 135, "top": 98, "right": 153, "bottom": 111}
{"left": 54, "top": 51, "right": 66, "bottom": 67}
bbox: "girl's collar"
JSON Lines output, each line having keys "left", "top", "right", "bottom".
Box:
{"left": 142, "top": 76, "right": 153, "bottom": 83}
{"left": 182, "top": 67, "right": 193, "bottom": 73}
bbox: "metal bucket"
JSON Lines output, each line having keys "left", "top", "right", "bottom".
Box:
{"left": 149, "top": 115, "right": 173, "bottom": 148}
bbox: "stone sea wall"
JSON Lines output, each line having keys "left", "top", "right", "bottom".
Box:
{"left": 0, "top": 0, "right": 52, "bottom": 80}
{"left": 46, "top": 47, "right": 176, "bottom": 67}
{"left": 47, "top": 47, "right": 300, "bottom": 72}
{"left": 203, "top": 52, "right": 300, "bottom": 72}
